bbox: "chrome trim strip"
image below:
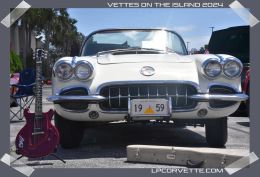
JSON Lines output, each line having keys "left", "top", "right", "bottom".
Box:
{"left": 190, "top": 93, "right": 248, "bottom": 102}
{"left": 47, "top": 95, "right": 106, "bottom": 102}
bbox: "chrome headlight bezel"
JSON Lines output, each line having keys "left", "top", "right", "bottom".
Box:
{"left": 223, "top": 58, "right": 243, "bottom": 79}
{"left": 202, "top": 58, "right": 222, "bottom": 79}
{"left": 54, "top": 62, "right": 73, "bottom": 81}
{"left": 74, "top": 61, "right": 94, "bottom": 81}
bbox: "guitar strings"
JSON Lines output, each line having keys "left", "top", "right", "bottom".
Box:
{"left": 33, "top": 50, "right": 44, "bottom": 145}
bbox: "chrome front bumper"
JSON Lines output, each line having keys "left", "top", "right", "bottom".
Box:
{"left": 47, "top": 93, "right": 248, "bottom": 103}
{"left": 190, "top": 93, "right": 248, "bottom": 102}
{"left": 47, "top": 95, "right": 106, "bottom": 103}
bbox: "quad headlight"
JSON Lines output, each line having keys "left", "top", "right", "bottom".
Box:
{"left": 202, "top": 57, "right": 243, "bottom": 79}
{"left": 223, "top": 59, "right": 243, "bottom": 78}
{"left": 202, "top": 59, "right": 222, "bottom": 78}
{"left": 74, "top": 61, "right": 94, "bottom": 81}
{"left": 54, "top": 62, "right": 73, "bottom": 80}
{"left": 54, "top": 60, "right": 94, "bottom": 81}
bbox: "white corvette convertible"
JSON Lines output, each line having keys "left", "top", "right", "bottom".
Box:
{"left": 48, "top": 29, "right": 248, "bottom": 148}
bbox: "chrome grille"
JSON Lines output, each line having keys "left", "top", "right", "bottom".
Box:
{"left": 99, "top": 83, "right": 198, "bottom": 111}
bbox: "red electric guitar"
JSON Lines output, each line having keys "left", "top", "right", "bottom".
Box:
{"left": 15, "top": 49, "right": 60, "bottom": 158}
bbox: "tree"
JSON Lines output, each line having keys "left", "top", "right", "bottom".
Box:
{"left": 10, "top": 51, "right": 23, "bottom": 74}
{"left": 15, "top": 8, "right": 84, "bottom": 79}
{"left": 19, "top": 9, "right": 40, "bottom": 67}
{"left": 199, "top": 47, "right": 205, "bottom": 54}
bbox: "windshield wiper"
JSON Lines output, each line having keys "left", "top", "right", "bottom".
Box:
{"left": 97, "top": 47, "right": 166, "bottom": 57}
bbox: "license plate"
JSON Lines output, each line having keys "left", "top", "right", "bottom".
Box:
{"left": 130, "top": 99, "right": 170, "bottom": 117}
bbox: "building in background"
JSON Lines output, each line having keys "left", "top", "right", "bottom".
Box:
{"left": 10, "top": 20, "right": 44, "bottom": 69}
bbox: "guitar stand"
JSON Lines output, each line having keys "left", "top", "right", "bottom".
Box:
{"left": 15, "top": 155, "right": 24, "bottom": 161}
{"left": 49, "top": 153, "right": 66, "bottom": 163}
{"left": 13, "top": 153, "right": 66, "bottom": 164}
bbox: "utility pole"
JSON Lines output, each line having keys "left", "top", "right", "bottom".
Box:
{"left": 186, "top": 42, "right": 190, "bottom": 53}
{"left": 209, "top": 26, "right": 214, "bottom": 33}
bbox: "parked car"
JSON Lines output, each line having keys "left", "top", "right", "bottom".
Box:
{"left": 48, "top": 28, "right": 248, "bottom": 148}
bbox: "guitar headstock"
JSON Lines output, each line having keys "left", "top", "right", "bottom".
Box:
{"left": 33, "top": 48, "right": 47, "bottom": 62}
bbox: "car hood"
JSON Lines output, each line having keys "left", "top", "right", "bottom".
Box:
{"left": 88, "top": 57, "right": 200, "bottom": 93}
{"left": 97, "top": 53, "right": 193, "bottom": 64}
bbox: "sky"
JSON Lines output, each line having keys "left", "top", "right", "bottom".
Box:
{"left": 68, "top": 8, "right": 248, "bottom": 50}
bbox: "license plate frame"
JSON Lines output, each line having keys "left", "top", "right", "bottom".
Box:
{"left": 129, "top": 99, "right": 171, "bottom": 117}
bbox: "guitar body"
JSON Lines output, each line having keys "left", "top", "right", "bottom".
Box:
{"left": 15, "top": 108, "right": 60, "bottom": 158}
{"left": 15, "top": 49, "right": 60, "bottom": 159}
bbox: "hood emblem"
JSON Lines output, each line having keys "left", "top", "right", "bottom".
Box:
{"left": 140, "top": 66, "right": 155, "bottom": 76}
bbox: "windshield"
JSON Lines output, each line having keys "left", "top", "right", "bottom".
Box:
{"left": 81, "top": 30, "right": 187, "bottom": 56}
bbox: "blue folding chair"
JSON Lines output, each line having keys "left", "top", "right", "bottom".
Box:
{"left": 10, "top": 68, "right": 36, "bottom": 121}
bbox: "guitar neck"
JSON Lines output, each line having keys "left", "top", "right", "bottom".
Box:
{"left": 35, "top": 61, "right": 42, "bottom": 118}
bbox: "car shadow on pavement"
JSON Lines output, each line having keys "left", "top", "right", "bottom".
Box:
{"left": 39, "top": 122, "right": 208, "bottom": 161}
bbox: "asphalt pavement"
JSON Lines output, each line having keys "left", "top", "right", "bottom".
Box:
{"left": 9, "top": 86, "right": 250, "bottom": 168}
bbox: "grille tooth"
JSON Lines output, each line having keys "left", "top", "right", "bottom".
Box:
{"left": 108, "top": 87, "right": 111, "bottom": 108}
{"left": 175, "top": 86, "right": 178, "bottom": 106}
{"left": 119, "top": 87, "right": 121, "bottom": 107}
{"left": 150, "top": 87, "right": 157, "bottom": 96}
{"left": 185, "top": 86, "right": 188, "bottom": 105}
{"left": 99, "top": 83, "right": 198, "bottom": 112}
{"left": 147, "top": 86, "right": 150, "bottom": 98}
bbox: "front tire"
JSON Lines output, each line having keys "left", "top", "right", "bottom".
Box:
{"left": 205, "top": 117, "right": 227, "bottom": 147}
{"left": 54, "top": 113, "right": 85, "bottom": 149}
